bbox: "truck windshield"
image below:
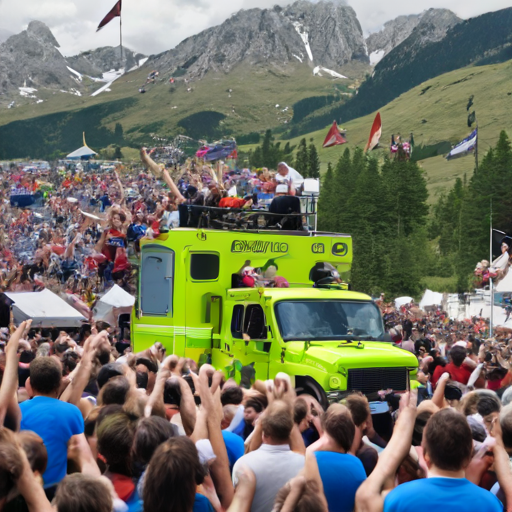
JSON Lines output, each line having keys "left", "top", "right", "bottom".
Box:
{"left": 275, "top": 300, "right": 385, "bottom": 342}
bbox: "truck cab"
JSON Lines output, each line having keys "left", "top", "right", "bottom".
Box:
{"left": 132, "top": 218, "right": 417, "bottom": 405}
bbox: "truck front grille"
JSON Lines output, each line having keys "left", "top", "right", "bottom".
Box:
{"left": 347, "top": 367, "right": 408, "bottom": 395}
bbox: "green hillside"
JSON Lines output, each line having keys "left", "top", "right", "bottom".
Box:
{"left": 268, "top": 60, "right": 512, "bottom": 202}
{"left": 0, "top": 61, "right": 368, "bottom": 157}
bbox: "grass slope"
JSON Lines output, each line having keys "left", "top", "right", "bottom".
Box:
{"left": 0, "top": 61, "right": 368, "bottom": 145}
{"left": 264, "top": 60, "right": 512, "bottom": 202}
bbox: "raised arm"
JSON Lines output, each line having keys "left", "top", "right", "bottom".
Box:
{"left": 60, "top": 331, "right": 109, "bottom": 405}
{"left": 114, "top": 169, "right": 126, "bottom": 206}
{"left": 355, "top": 392, "right": 417, "bottom": 512}
{"left": 141, "top": 148, "right": 185, "bottom": 203}
{"left": 0, "top": 320, "right": 30, "bottom": 426}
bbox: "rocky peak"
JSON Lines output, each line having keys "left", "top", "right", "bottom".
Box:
{"left": 149, "top": 0, "right": 368, "bottom": 80}
{"left": 67, "top": 46, "right": 147, "bottom": 76}
{"left": 26, "top": 20, "right": 60, "bottom": 47}
{"left": 366, "top": 8, "right": 461, "bottom": 65}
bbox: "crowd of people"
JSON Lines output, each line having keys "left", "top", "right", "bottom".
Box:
{"left": 1, "top": 152, "right": 512, "bottom": 511}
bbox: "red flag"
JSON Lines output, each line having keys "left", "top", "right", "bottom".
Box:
{"left": 322, "top": 121, "right": 347, "bottom": 148}
{"left": 97, "top": 0, "right": 122, "bottom": 32}
{"left": 364, "top": 112, "right": 382, "bottom": 152}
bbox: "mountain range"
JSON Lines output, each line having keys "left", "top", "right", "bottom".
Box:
{"left": 0, "top": 0, "right": 511, "bottom": 183}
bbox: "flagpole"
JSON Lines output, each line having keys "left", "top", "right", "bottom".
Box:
{"left": 475, "top": 119, "right": 479, "bottom": 172}
{"left": 490, "top": 199, "right": 494, "bottom": 337}
{"left": 120, "top": 12, "right": 123, "bottom": 64}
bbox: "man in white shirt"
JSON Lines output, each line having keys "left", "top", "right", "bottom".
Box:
{"left": 232, "top": 400, "right": 305, "bottom": 512}
{"left": 277, "top": 162, "right": 304, "bottom": 195}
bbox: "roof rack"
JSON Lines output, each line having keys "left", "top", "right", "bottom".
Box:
{"left": 176, "top": 204, "right": 317, "bottom": 233}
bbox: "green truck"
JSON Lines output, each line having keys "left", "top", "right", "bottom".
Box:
{"left": 132, "top": 223, "right": 417, "bottom": 406}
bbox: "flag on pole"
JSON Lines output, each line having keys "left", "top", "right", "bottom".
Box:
{"left": 446, "top": 128, "right": 478, "bottom": 160}
{"left": 364, "top": 112, "right": 382, "bottom": 152}
{"left": 322, "top": 121, "right": 347, "bottom": 148}
{"left": 97, "top": 0, "right": 122, "bottom": 32}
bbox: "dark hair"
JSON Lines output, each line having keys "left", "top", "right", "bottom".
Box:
{"left": 29, "top": 357, "right": 62, "bottom": 394}
{"left": 344, "top": 393, "right": 370, "bottom": 427}
{"left": 133, "top": 416, "right": 177, "bottom": 466}
{"left": 477, "top": 393, "right": 501, "bottom": 417}
{"left": 97, "top": 362, "right": 124, "bottom": 389}
{"left": 221, "top": 386, "right": 244, "bottom": 406}
{"left": 53, "top": 473, "right": 112, "bottom": 512}
{"left": 321, "top": 404, "right": 355, "bottom": 452}
{"left": 98, "top": 376, "right": 130, "bottom": 406}
{"left": 423, "top": 409, "right": 472, "bottom": 471}
{"left": 143, "top": 436, "right": 205, "bottom": 512}
{"left": 136, "top": 357, "right": 158, "bottom": 374}
{"left": 449, "top": 346, "right": 466, "bottom": 367}
{"left": 261, "top": 401, "right": 294, "bottom": 443}
{"left": 500, "top": 404, "right": 512, "bottom": 449}
{"left": 245, "top": 394, "right": 267, "bottom": 414}
{"left": 0, "top": 428, "right": 23, "bottom": 500}
{"left": 294, "top": 398, "right": 308, "bottom": 425}
{"left": 61, "top": 351, "right": 79, "bottom": 376}
{"left": 18, "top": 431, "right": 47, "bottom": 475}
{"left": 412, "top": 411, "right": 433, "bottom": 447}
{"left": 97, "top": 411, "right": 137, "bottom": 475}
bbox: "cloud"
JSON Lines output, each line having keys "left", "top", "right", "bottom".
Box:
{"left": 0, "top": 0, "right": 510, "bottom": 56}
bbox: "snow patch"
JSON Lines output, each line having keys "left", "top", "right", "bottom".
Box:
{"left": 292, "top": 22, "right": 313, "bottom": 62}
{"left": 67, "top": 66, "right": 83, "bottom": 81}
{"left": 370, "top": 50, "right": 385, "bottom": 66}
{"left": 292, "top": 54, "right": 303, "bottom": 63}
{"left": 313, "top": 66, "right": 347, "bottom": 79}
{"left": 91, "top": 68, "right": 125, "bottom": 97}
{"left": 139, "top": 57, "right": 149, "bottom": 67}
{"left": 19, "top": 87, "right": 37, "bottom": 98}
{"left": 36, "top": 99, "right": 43, "bottom": 104}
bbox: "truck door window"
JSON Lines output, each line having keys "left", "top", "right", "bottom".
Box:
{"left": 243, "top": 304, "right": 267, "bottom": 340}
{"left": 190, "top": 253, "right": 220, "bottom": 281}
{"left": 141, "top": 247, "right": 174, "bottom": 316}
{"left": 231, "top": 305, "right": 244, "bottom": 339}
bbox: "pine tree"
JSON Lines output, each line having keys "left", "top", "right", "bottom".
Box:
{"left": 307, "top": 143, "right": 320, "bottom": 178}
{"left": 261, "top": 130, "right": 272, "bottom": 166}
{"left": 295, "top": 138, "right": 309, "bottom": 177}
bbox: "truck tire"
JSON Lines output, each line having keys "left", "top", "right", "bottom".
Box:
{"left": 295, "top": 376, "right": 329, "bottom": 410}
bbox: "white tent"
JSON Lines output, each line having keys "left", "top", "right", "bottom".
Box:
{"left": 93, "top": 285, "right": 134, "bottom": 327}
{"left": 395, "top": 296, "right": 414, "bottom": 308}
{"left": 4, "top": 289, "right": 87, "bottom": 327}
{"left": 419, "top": 289, "right": 443, "bottom": 310}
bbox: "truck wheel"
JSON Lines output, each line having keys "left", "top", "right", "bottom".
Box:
{"left": 295, "top": 376, "right": 329, "bottom": 410}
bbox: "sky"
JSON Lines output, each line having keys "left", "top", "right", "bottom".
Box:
{"left": 0, "top": 0, "right": 510, "bottom": 57}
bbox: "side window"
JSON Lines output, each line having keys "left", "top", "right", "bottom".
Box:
{"left": 244, "top": 304, "right": 267, "bottom": 340}
{"left": 190, "top": 253, "right": 220, "bottom": 281}
{"left": 231, "top": 305, "right": 244, "bottom": 339}
{"left": 141, "top": 247, "right": 174, "bottom": 316}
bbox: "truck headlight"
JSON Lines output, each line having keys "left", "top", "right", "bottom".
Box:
{"left": 329, "top": 375, "right": 341, "bottom": 389}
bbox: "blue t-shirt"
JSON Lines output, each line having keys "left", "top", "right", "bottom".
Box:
{"left": 384, "top": 477, "right": 503, "bottom": 512}
{"left": 315, "top": 451, "right": 367, "bottom": 512}
{"left": 193, "top": 493, "right": 214, "bottom": 512}
{"left": 20, "top": 396, "right": 84, "bottom": 486}
{"left": 222, "top": 430, "right": 245, "bottom": 472}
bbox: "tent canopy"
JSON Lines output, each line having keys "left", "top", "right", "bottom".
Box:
{"left": 66, "top": 132, "right": 97, "bottom": 160}
{"left": 93, "top": 285, "right": 134, "bottom": 326}
{"left": 395, "top": 296, "right": 414, "bottom": 308}
{"left": 66, "top": 146, "right": 97, "bottom": 160}
{"left": 419, "top": 289, "right": 443, "bottom": 310}
{"left": 4, "top": 289, "right": 87, "bottom": 328}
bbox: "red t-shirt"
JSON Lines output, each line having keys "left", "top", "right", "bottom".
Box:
{"left": 432, "top": 362, "right": 472, "bottom": 388}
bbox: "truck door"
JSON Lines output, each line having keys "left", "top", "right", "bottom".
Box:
{"left": 140, "top": 246, "right": 174, "bottom": 316}
{"left": 213, "top": 302, "right": 271, "bottom": 384}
